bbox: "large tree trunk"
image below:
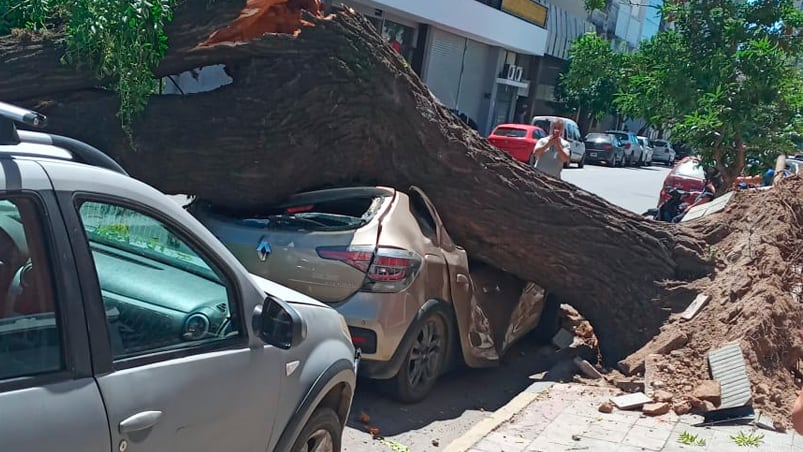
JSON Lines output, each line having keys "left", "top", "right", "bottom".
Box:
{"left": 0, "top": 1, "right": 711, "bottom": 363}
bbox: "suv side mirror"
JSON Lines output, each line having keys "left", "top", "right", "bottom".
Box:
{"left": 252, "top": 295, "right": 306, "bottom": 349}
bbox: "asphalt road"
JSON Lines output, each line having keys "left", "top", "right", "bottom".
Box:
{"left": 563, "top": 162, "right": 671, "bottom": 214}
{"left": 341, "top": 161, "right": 671, "bottom": 452}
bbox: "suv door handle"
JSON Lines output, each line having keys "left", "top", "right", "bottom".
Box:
{"left": 119, "top": 410, "right": 163, "bottom": 434}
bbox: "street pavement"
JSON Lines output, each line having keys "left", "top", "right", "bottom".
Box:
{"left": 563, "top": 162, "right": 671, "bottom": 214}
{"left": 450, "top": 383, "right": 802, "bottom": 452}
{"left": 342, "top": 161, "right": 672, "bottom": 452}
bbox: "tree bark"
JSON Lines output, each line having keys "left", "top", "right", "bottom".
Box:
{"left": 1, "top": 1, "right": 711, "bottom": 363}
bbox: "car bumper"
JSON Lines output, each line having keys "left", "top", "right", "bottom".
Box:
{"left": 332, "top": 290, "right": 419, "bottom": 374}
{"left": 653, "top": 153, "right": 673, "bottom": 162}
{"left": 585, "top": 150, "right": 615, "bottom": 162}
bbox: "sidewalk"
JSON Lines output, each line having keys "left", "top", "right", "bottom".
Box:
{"left": 445, "top": 382, "right": 803, "bottom": 452}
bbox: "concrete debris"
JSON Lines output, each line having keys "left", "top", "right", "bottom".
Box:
{"left": 598, "top": 401, "right": 614, "bottom": 413}
{"left": 610, "top": 392, "right": 652, "bottom": 410}
{"left": 574, "top": 357, "right": 603, "bottom": 379}
{"left": 642, "top": 402, "right": 671, "bottom": 416}
{"left": 692, "top": 380, "right": 722, "bottom": 407}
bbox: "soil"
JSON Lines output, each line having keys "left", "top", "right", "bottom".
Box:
{"left": 562, "top": 178, "right": 803, "bottom": 428}
{"left": 617, "top": 177, "right": 803, "bottom": 428}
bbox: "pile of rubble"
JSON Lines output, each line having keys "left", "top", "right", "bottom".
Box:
{"left": 553, "top": 178, "right": 803, "bottom": 430}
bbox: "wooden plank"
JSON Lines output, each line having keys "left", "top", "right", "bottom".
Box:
{"left": 681, "top": 294, "right": 711, "bottom": 321}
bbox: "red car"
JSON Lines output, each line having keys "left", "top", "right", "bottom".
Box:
{"left": 488, "top": 124, "right": 547, "bottom": 163}
{"left": 658, "top": 156, "right": 705, "bottom": 205}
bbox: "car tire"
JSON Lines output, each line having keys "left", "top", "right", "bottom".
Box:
{"left": 578, "top": 154, "right": 585, "bottom": 169}
{"left": 531, "top": 291, "right": 561, "bottom": 342}
{"left": 563, "top": 161, "right": 570, "bottom": 169}
{"left": 290, "top": 407, "right": 342, "bottom": 452}
{"left": 392, "top": 312, "right": 448, "bottom": 403}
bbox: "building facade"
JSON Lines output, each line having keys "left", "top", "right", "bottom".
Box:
{"left": 327, "top": 0, "right": 550, "bottom": 135}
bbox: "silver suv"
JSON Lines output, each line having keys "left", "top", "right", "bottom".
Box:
{"left": 0, "top": 102, "right": 357, "bottom": 452}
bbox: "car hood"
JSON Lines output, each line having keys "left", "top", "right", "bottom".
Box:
{"left": 248, "top": 273, "right": 330, "bottom": 308}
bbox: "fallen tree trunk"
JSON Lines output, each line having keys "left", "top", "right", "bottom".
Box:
{"left": 0, "top": 1, "right": 712, "bottom": 363}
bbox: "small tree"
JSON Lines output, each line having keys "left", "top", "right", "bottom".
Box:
{"left": 615, "top": 0, "right": 803, "bottom": 181}
{"left": 555, "top": 32, "right": 625, "bottom": 130}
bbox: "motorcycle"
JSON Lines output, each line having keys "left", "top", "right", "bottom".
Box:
{"left": 642, "top": 187, "right": 698, "bottom": 223}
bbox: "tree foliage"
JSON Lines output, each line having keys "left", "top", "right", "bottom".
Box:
{"left": 615, "top": 0, "right": 803, "bottom": 178}
{"left": 555, "top": 32, "right": 626, "bottom": 121}
{"left": 1, "top": 0, "right": 176, "bottom": 134}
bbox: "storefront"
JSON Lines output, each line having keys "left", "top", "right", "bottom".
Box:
{"left": 421, "top": 28, "right": 494, "bottom": 131}
{"left": 326, "top": 1, "right": 425, "bottom": 73}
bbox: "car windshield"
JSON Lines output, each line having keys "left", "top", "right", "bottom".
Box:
{"left": 651, "top": 140, "right": 668, "bottom": 147}
{"left": 674, "top": 159, "right": 705, "bottom": 179}
{"left": 80, "top": 205, "right": 218, "bottom": 282}
{"left": 532, "top": 119, "right": 553, "bottom": 132}
{"left": 492, "top": 127, "right": 528, "bottom": 138}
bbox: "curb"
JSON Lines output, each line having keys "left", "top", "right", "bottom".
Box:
{"left": 443, "top": 381, "right": 555, "bottom": 452}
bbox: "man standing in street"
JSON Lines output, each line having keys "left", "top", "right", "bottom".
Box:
{"left": 531, "top": 118, "right": 571, "bottom": 179}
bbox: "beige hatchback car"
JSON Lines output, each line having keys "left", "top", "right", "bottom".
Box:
{"left": 191, "top": 187, "right": 553, "bottom": 402}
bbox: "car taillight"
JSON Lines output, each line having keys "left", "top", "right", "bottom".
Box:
{"left": 603, "top": 144, "right": 612, "bottom": 150}
{"left": 316, "top": 246, "right": 422, "bottom": 293}
{"left": 316, "top": 246, "right": 374, "bottom": 272}
{"left": 624, "top": 143, "right": 631, "bottom": 149}
{"left": 364, "top": 247, "right": 422, "bottom": 293}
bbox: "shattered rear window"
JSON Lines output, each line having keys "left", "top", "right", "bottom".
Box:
{"left": 233, "top": 196, "right": 385, "bottom": 231}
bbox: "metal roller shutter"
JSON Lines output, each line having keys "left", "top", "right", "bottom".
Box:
{"left": 423, "top": 28, "right": 465, "bottom": 109}
{"left": 456, "top": 39, "right": 491, "bottom": 125}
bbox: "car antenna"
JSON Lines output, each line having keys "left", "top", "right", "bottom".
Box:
{"left": 0, "top": 101, "right": 47, "bottom": 145}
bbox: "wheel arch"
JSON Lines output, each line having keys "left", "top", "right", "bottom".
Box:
{"left": 271, "top": 359, "right": 356, "bottom": 452}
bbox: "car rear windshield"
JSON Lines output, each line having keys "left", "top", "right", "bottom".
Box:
{"left": 585, "top": 133, "right": 611, "bottom": 141}
{"left": 492, "top": 127, "right": 527, "bottom": 138}
{"left": 675, "top": 160, "right": 705, "bottom": 179}
{"left": 651, "top": 140, "right": 668, "bottom": 147}
{"left": 222, "top": 195, "right": 386, "bottom": 231}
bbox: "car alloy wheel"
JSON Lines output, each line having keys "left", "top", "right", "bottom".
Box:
{"left": 393, "top": 313, "right": 447, "bottom": 403}
{"left": 291, "top": 408, "right": 341, "bottom": 452}
{"left": 300, "top": 429, "right": 334, "bottom": 452}
{"left": 408, "top": 319, "right": 442, "bottom": 388}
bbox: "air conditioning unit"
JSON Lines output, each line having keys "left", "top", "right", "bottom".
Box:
{"left": 505, "top": 64, "right": 524, "bottom": 82}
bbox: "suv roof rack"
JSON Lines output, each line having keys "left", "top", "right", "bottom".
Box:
{"left": 0, "top": 101, "right": 128, "bottom": 176}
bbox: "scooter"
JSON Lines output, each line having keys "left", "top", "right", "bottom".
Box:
{"left": 642, "top": 187, "right": 696, "bottom": 222}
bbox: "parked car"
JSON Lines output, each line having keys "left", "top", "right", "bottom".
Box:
{"left": 531, "top": 116, "right": 586, "bottom": 168}
{"left": 488, "top": 124, "right": 547, "bottom": 163}
{"left": 657, "top": 156, "right": 706, "bottom": 205}
{"left": 191, "top": 187, "right": 556, "bottom": 403}
{"left": 651, "top": 139, "right": 676, "bottom": 165}
{"left": 0, "top": 101, "right": 357, "bottom": 452}
{"left": 637, "top": 136, "right": 653, "bottom": 165}
{"left": 605, "top": 130, "right": 644, "bottom": 166}
{"left": 583, "top": 133, "right": 626, "bottom": 166}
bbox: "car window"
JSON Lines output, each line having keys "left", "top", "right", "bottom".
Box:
{"left": 585, "top": 133, "right": 610, "bottom": 141}
{"left": 76, "top": 201, "right": 241, "bottom": 360}
{"left": 532, "top": 129, "right": 546, "bottom": 139}
{"left": 651, "top": 140, "right": 667, "bottom": 147}
{"left": 0, "top": 197, "right": 61, "bottom": 380}
{"left": 492, "top": 127, "right": 527, "bottom": 138}
{"left": 409, "top": 192, "right": 437, "bottom": 241}
{"left": 674, "top": 160, "right": 705, "bottom": 178}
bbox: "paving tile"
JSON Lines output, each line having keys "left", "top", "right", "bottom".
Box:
{"left": 635, "top": 413, "right": 680, "bottom": 430}
{"left": 533, "top": 421, "right": 588, "bottom": 447}
{"left": 702, "top": 429, "right": 739, "bottom": 452}
{"left": 622, "top": 424, "right": 673, "bottom": 450}
{"left": 582, "top": 421, "right": 630, "bottom": 443}
{"left": 472, "top": 431, "right": 528, "bottom": 452}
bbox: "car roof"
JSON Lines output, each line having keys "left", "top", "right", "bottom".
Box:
{"left": 494, "top": 123, "right": 541, "bottom": 129}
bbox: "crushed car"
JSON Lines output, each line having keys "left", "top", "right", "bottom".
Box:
{"left": 191, "top": 186, "right": 558, "bottom": 403}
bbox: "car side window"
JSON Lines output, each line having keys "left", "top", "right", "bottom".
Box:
{"left": 76, "top": 201, "right": 241, "bottom": 360}
{"left": 532, "top": 129, "right": 545, "bottom": 139}
{"left": 409, "top": 192, "right": 437, "bottom": 241}
{"left": 0, "top": 197, "right": 62, "bottom": 380}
